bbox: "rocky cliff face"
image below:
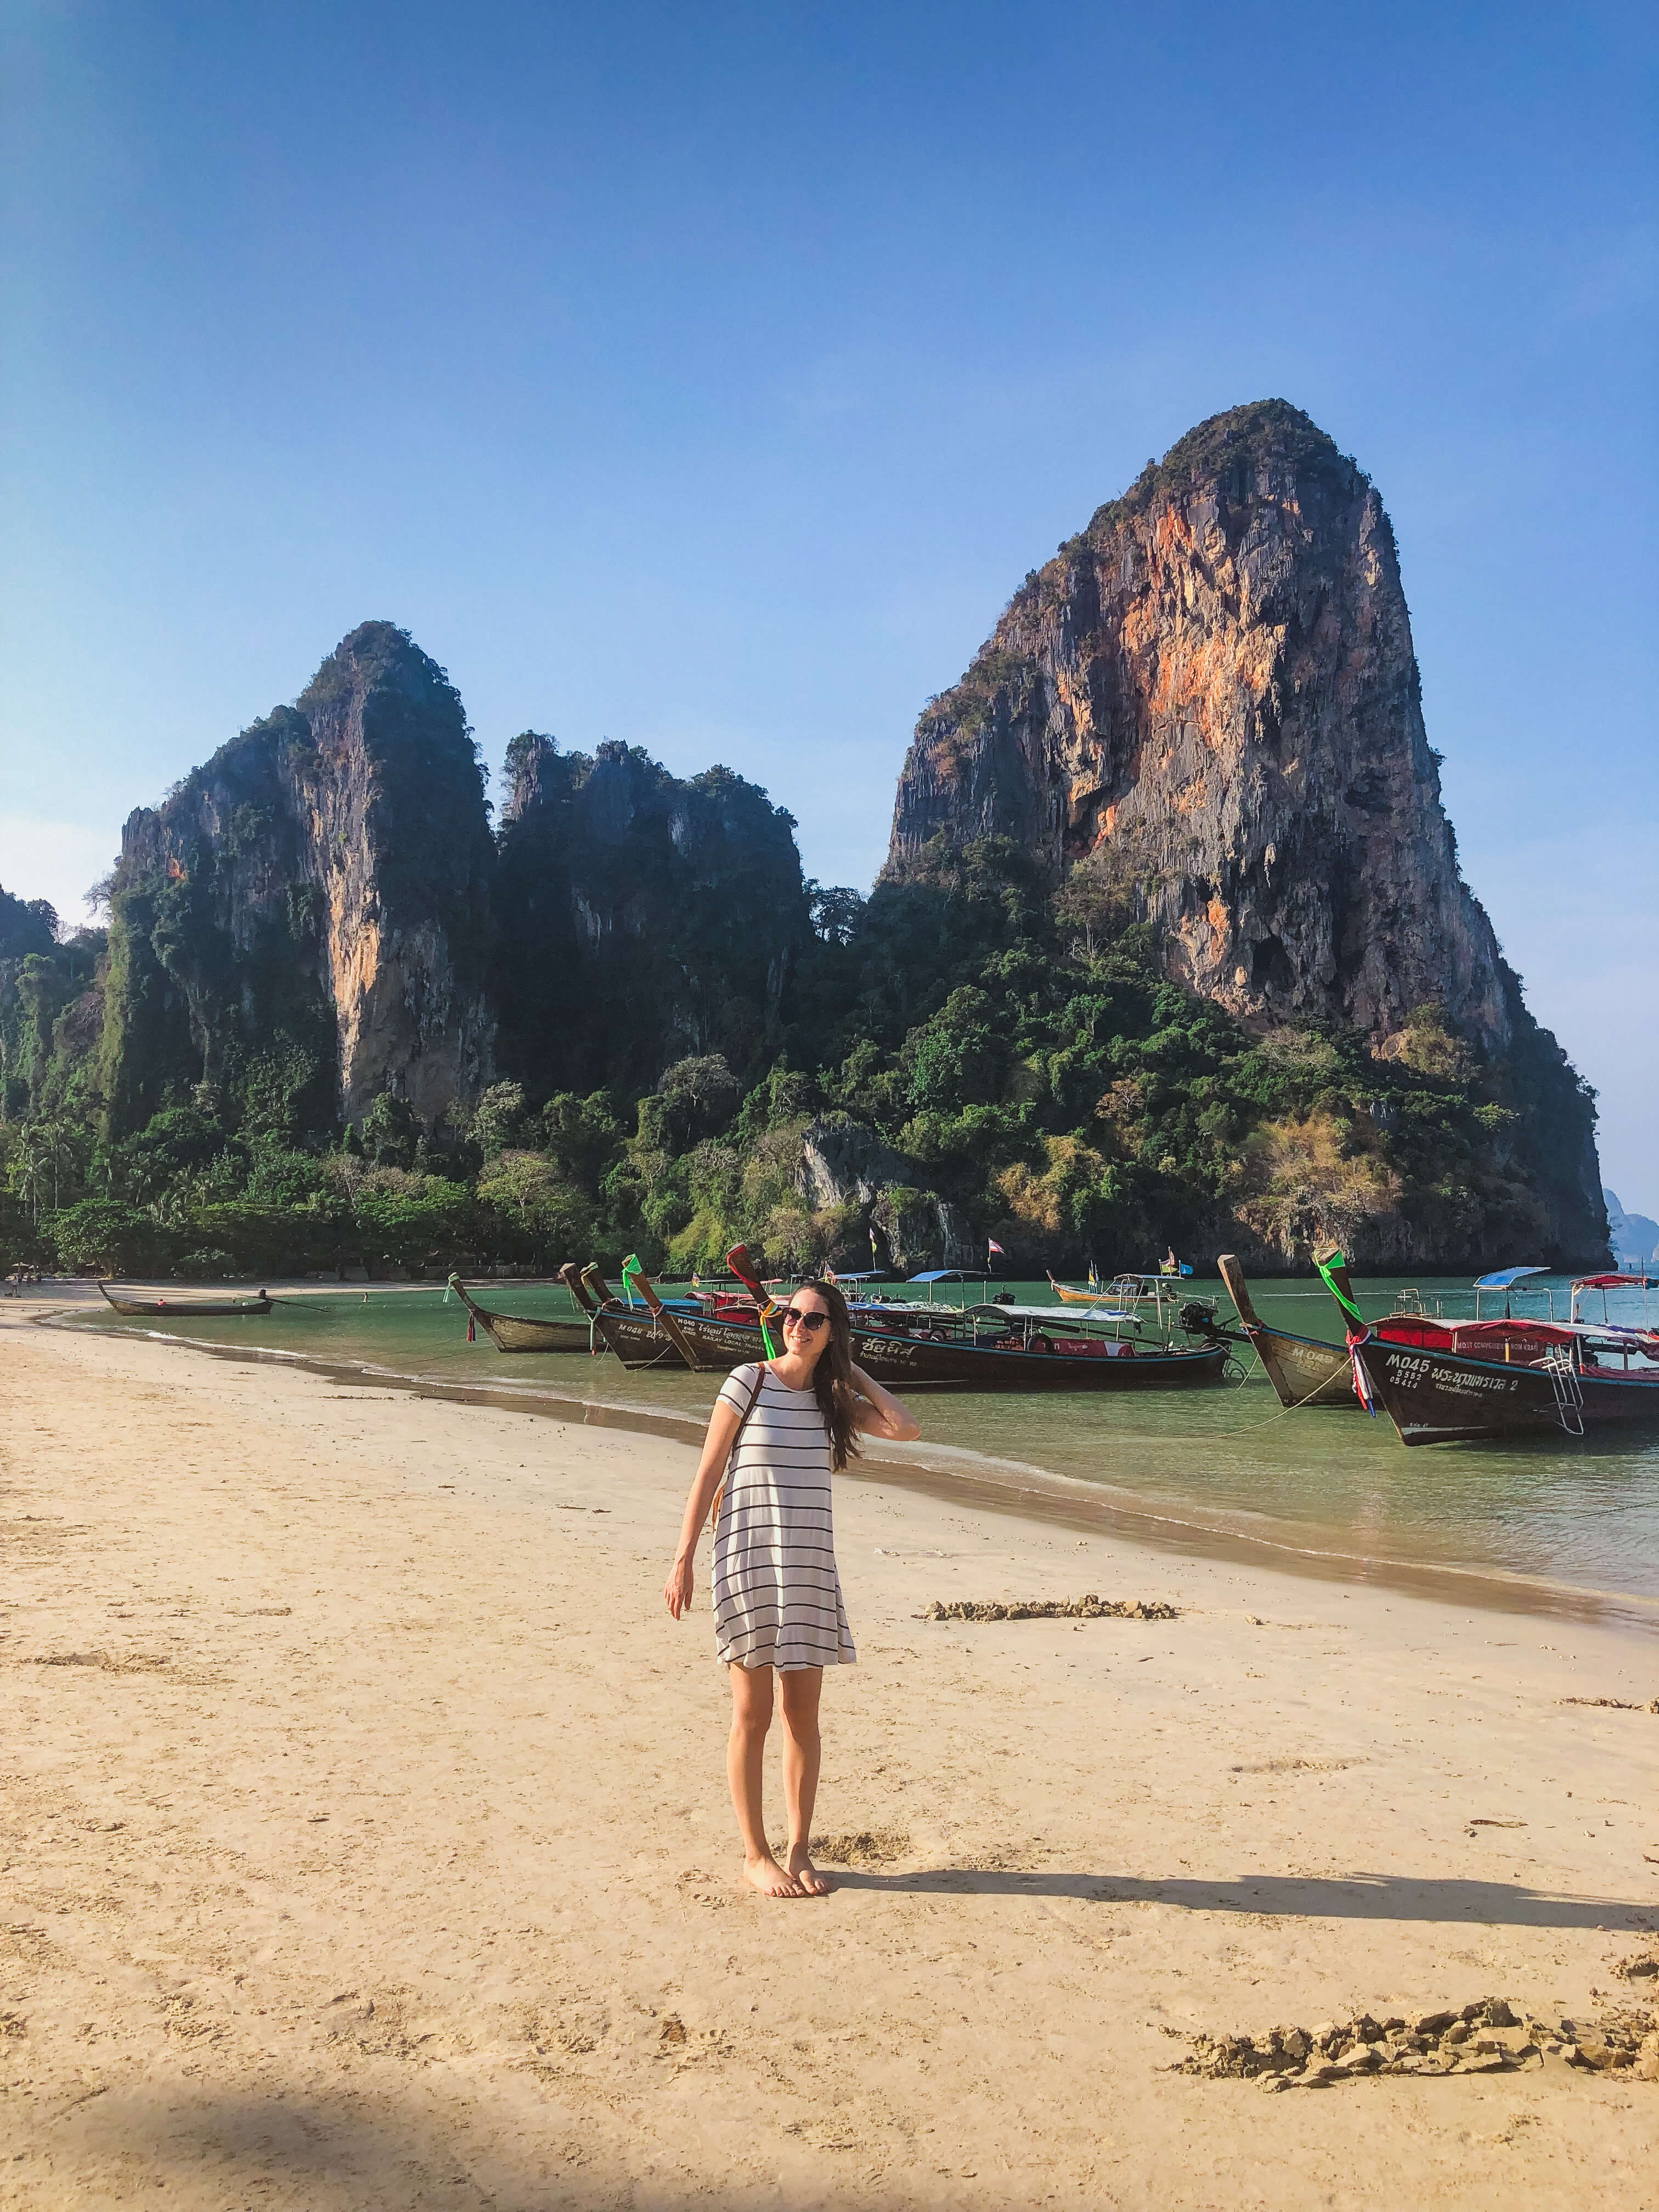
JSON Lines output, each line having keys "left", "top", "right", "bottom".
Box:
{"left": 888, "top": 401, "right": 1511, "bottom": 1049}
{"left": 104, "top": 623, "right": 494, "bottom": 1136}
{"left": 494, "top": 735, "right": 809, "bottom": 1100}
{"left": 794, "top": 1114, "right": 973, "bottom": 1273}
{"left": 885, "top": 401, "right": 1606, "bottom": 1259}
{"left": 87, "top": 633, "right": 811, "bottom": 1143}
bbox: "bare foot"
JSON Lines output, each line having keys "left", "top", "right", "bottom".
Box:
{"left": 743, "top": 1854, "right": 803, "bottom": 1898}
{"left": 787, "top": 1847, "right": 833, "bottom": 1897}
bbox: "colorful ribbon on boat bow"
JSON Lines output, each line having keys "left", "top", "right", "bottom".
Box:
{"left": 1316, "top": 1248, "right": 1378, "bottom": 1418}
{"left": 725, "top": 1244, "right": 778, "bottom": 1358}
{"left": 1314, "top": 1249, "right": 1364, "bottom": 1326}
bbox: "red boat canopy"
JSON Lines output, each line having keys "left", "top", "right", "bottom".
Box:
{"left": 1446, "top": 1319, "right": 1581, "bottom": 1349}
{"left": 1575, "top": 1274, "right": 1658, "bottom": 1290}
{"left": 1378, "top": 1316, "right": 1581, "bottom": 1351}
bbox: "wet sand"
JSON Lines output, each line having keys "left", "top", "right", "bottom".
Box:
{"left": 3, "top": 1297, "right": 1657, "bottom": 2207}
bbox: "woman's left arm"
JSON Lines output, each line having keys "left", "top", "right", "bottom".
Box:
{"left": 850, "top": 1362, "right": 921, "bottom": 1442}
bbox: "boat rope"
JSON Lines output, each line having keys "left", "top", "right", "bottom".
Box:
{"left": 1205, "top": 1354, "right": 1361, "bottom": 1438}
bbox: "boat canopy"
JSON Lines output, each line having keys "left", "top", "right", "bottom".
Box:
{"left": 1472, "top": 1266, "right": 1549, "bottom": 1290}
{"left": 908, "top": 1269, "right": 984, "bottom": 1283}
{"left": 1575, "top": 1273, "right": 1658, "bottom": 1290}
{"left": 1373, "top": 1315, "right": 1582, "bottom": 1357}
{"left": 965, "top": 1303, "right": 1136, "bottom": 1324}
{"left": 1442, "top": 1318, "right": 1578, "bottom": 1347}
{"left": 831, "top": 1269, "right": 884, "bottom": 1281}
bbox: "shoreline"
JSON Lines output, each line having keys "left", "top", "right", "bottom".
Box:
{"left": 3, "top": 1306, "right": 1656, "bottom": 2207}
{"left": 40, "top": 1299, "right": 1659, "bottom": 1635}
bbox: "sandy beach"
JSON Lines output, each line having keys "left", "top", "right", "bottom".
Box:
{"left": 3, "top": 1295, "right": 1656, "bottom": 2209}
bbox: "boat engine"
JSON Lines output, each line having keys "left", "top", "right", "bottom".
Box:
{"left": 1180, "top": 1300, "right": 1246, "bottom": 1344}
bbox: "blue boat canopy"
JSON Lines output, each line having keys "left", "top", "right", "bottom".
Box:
{"left": 909, "top": 1268, "right": 981, "bottom": 1283}
{"left": 1472, "top": 1265, "right": 1549, "bottom": 1290}
{"left": 831, "top": 1269, "right": 883, "bottom": 1281}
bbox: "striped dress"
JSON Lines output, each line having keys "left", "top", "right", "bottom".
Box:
{"left": 712, "top": 1362, "right": 856, "bottom": 1672}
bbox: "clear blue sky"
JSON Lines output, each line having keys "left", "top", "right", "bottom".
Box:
{"left": 2, "top": 2, "right": 1654, "bottom": 1202}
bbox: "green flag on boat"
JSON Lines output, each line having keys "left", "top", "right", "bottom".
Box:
{"left": 1315, "top": 1249, "right": 1365, "bottom": 1326}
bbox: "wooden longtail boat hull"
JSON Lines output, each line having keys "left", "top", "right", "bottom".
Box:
{"left": 465, "top": 1308, "right": 594, "bottom": 1353}
{"left": 97, "top": 1281, "right": 271, "bottom": 1317}
{"left": 448, "top": 1278, "right": 594, "bottom": 1353}
{"left": 588, "top": 1301, "right": 1230, "bottom": 1389}
{"left": 1255, "top": 1329, "right": 1355, "bottom": 1407}
{"left": 1359, "top": 1338, "right": 1659, "bottom": 1446}
{"left": 1216, "top": 1255, "right": 1354, "bottom": 1407}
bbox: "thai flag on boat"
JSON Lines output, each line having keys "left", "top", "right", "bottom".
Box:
{"left": 988, "top": 1238, "right": 1005, "bottom": 1256}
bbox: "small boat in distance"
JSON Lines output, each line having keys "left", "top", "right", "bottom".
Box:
{"left": 447, "top": 1276, "right": 595, "bottom": 1353}
{"left": 1217, "top": 1255, "right": 1355, "bottom": 1408}
{"left": 98, "top": 1281, "right": 272, "bottom": 1317}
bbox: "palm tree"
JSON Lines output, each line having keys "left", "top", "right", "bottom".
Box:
{"left": 15, "top": 1128, "right": 52, "bottom": 1222}
{"left": 15, "top": 1120, "right": 81, "bottom": 1221}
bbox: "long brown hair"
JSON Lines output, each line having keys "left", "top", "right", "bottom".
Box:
{"left": 790, "top": 1279, "right": 861, "bottom": 1471}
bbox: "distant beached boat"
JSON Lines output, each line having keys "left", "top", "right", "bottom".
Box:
{"left": 97, "top": 1281, "right": 272, "bottom": 1318}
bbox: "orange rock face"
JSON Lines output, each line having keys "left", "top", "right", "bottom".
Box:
{"left": 885, "top": 400, "right": 1511, "bottom": 1053}
{"left": 109, "top": 623, "right": 495, "bottom": 1133}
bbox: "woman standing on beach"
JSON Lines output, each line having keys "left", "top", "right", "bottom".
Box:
{"left": 663, "top": 1281, "right": 920, "bottom": 1898}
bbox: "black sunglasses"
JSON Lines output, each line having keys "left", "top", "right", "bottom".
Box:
{"left": 781, "top": 1307, "right": 830, "bottom": 1332}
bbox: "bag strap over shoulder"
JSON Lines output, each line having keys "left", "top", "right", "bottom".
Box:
{"left": 730, "top": 1361, "right": 766, "bottom": 1448}
{"left": 709, "top": 1363, "right": 767, "bottom": 1542}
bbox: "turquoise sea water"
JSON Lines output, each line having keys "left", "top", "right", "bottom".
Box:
{"left": 71, "top": 1274, "right": 1659, "bottom": 1619}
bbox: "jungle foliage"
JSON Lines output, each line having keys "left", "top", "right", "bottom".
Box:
{"left": 0, "top": 821, "right": 1600, "bottom": 1280}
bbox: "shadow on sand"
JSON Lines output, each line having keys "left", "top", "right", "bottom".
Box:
{"left": 29, "top": 2084, "right": 674, "bottom": 2212}
{"left": 831, "top": 1867, "right": 1654, "bottom": 1928}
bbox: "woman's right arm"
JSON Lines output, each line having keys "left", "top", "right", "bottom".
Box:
{"left": 663, "top": 1393, "right": 743, "bottom": 1619}
{"left": 850, "top": 1362, "right": 922, "bottom": 1442}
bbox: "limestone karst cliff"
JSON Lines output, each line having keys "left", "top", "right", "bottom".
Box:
{"left": 29, "top": 630, "right": 812, "bottom": 1155}
{"left": 889, "top": 401, "right": 1511, "bottom": 1045}
{"left": 885, "top": 400, "right": 1605, "bottom": 1260}
{"left": 101, "top": 623, "right": 495, "bottom": 1137}
{"left": 493, "top": 733, "right": 809, "bottom": 1101}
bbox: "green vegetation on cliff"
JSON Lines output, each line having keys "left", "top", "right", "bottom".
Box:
{"left": 0, "top": 814, "right": 1601, "bottom": 1280}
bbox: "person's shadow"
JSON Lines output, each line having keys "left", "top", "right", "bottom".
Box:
{"left": 831, "top": 1866, "right": 1652, "bottom": 1929}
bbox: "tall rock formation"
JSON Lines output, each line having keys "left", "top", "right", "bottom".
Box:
{"left": 493, "top": 735, "right": 809, "bottom": 1100}
{"left": 103, "top": 623, "right": 494, "bottom": 1136}
{"left": 888, "top": 400, "right": 1510, "bottom": 1046}
{"left": 884, "top": 400, "right": 1604, "bottom": 1256}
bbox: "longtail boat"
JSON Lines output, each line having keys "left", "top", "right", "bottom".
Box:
{"left": 447, "top": 1275, "right": 595, "bottom": 1353}
{"left": 1217, "top": 1255, "right": 1355, "bottom": 1408}
{"left": 562, "top": 1261, "right": 1234, "bottom": 1390}
{"left": 98, "top": 1281, "right": 272, "bottom": 1317}
{"left": 1319, "top": 1259, "right": 1659, "bottom": 1445}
